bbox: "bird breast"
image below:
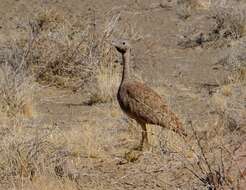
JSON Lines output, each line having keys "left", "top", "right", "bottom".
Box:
{"left": 117, "top": 81, "right": 169, "bottom": 124}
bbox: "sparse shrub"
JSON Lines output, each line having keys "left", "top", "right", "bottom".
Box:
{"left": 212, "top": 83, "right": 246, "bottom": 133}
{"left": 227, "top": 39, "right": 246, "bottom": 82}
{"left": 211, "top": 4, "right": 246, "bottom": 40}
{"left": 0, "top": 122, "right": 81, "bottom": 189}
{"left": 176, "top": 0, "right": 210, "bottom": 19}
{"left": 28, "top": 9, "right": 89, "bottom": 89}
{"left": 21, "top": 9, "right": 121, "bottom": 104}
{"left": 178, "top": 1, "right": 246, "bottom": 48}
{"left": 221, "top": 85, "right": 232, "bottom": 97}
{"left": 87, "top": 62, "right": 120, "bottom": 104}
{"left": 176, "top": 0, "right": 193, "bottom": 20}
{"left": 217, "top": 37, "right": 246, "bottom": 83}
{"left": 85, "top": 14, "right": 121, "bottom": 104}
{"left": 175, "top": 122, "right": 245, "bottom": 189}
{"left": 0, "top": 41, "right": 36, "bottom": 118}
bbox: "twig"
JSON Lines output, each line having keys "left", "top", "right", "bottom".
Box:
{"left": 190, "top": 121, "right": 213, "bottom": 174}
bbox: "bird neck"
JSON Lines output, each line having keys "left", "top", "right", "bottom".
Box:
{"left": 121, "top": 50, "right": 131, "bottom": 83}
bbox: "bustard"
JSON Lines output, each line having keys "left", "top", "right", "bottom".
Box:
{"left": 112, "top": 39, "right": 187, "bottom": 151}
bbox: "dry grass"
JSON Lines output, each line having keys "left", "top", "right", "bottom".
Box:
{"left": 156, "top": 120, "right": 246, "bottom": 189}
{"left": 85, "top": 14, "right": 121, "bottom": 104}
{"left": 0, "top": 7, "right": 122, "bottom": 109}
{"left": 178, "top": 0, "right": 246, "bottom": 48}
{"left": 0, "top": 1, "right": 245, "bottom": 190}
{"left": 0, "top": 106, "right": 126, "bottom": 189}
{"left": 211, "top": 2, "right": 246, "bottom": 40}
{"left": 22, "top": 8, "right": 121, "bottom": 104}
{"left": 216, "top": 37, "right": 246, "bottom": 84}
{"left": 0, "top": 121, "right": 82, "bottom": 189}
{"left": 212, "top": 83, "right": 246, "bottom": 132}
{"left": 0, "top": 41, "right": 37, "bottom": 118}
{"left": 28, "top": 9, "right": 92, "bottom": 89}
{"left": 176, "top": 0, "right": 193, "bottom": 20}
{"left": 227, "top": 38, "right": 246, "bottom": 83}
{"left": 220, "top": 85, "right": 232, "bottom": 97}
{"left": 18, "top": 176, "right": 78, "bottom": 190}
{"left": 87, "top": 63, "right": 120, "bottom": 104}
{"left": 176, "top": 0, "right": 211, "bottom": 20}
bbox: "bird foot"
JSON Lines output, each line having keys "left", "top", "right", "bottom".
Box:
{"left": 132, "top": 142, "right": 151, "bottom": 152}
{"left": 124, "top": 149, "right": 142, "bottom": 162}
{"left": 132, "top": 144, "right": 143, "bottom": 151}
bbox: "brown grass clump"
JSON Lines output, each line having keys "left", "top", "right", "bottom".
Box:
{"left": 220, "top": 85, "right": 232, "bottom": 97}
{"left": 18, "top": 176, "right": 78, "bottom": 190}
{"left": 176, "top": 0, "right": 211, "bottom": 20}
{"left": 0, "top": 44, "right": 36, "bottom": 118}
{"left": 215, "top": 34, "right": 246, "bottom": 86}
{"left": 176, "top": 0, "right": 193, "bottom": 20}
{"left": 85, "top": 14, "right": 121, "bottom": 104}
{"left": 211, "top": 3, "right": 246, "bottom": 40}
{"left": 212, "top": 83, "right": 246, "bottom": 132}
{"left": 17, "top": 8, "right": 121, "bottom": 104}
{"left": 178, "top": 1, "right": 246, "bottom": 48}
{"left": 0, "top": 122, "right": 82, "bottom": 189}
{"left": 27, "top": 9, "right": 90, "bottom": 89}
{"left": 87, "top": 63, "right": 120, "bottom": 104}
{"left": 164, "top": 121, "right": 246, "bottom": 189}
{"left": 220, "top": 37, "right": 246, "bottom": 83}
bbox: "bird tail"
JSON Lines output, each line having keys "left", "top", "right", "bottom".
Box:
{"left": 172, "top": 125, "right": 187, "bottom": 137}
{"left": 169, "top": 114, "right": 187, "bottom": 137}
{"left": 159, "top": 108, "right": 187, "bottom": 137}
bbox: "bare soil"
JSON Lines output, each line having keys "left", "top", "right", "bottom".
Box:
{"left": 0, "top": 0, "right": 245, "bottom": 189}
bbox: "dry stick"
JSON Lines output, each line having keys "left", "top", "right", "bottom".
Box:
{"left": 174, "top": 147, "right": 207, "bottom": 187}
{"left": 70, "top": 30, "right": 87, "bottom": 59}
{"left": 190, "top": 121, "right": 213, "bottom": 175}
{"left": 68, "top": 16, "right": 91, "bottom": 60}
{"left": 16, "top": 22, "right": 39, "bottom": 74}
{"left": 180, "top": 121, "right": 208, "bottom": 175}
{"left": 176, "top": 120, "right": 220, "bottom": 188}
{"left": 219, "top": 147, "right": 234, "bottom": 188}
{"left": 221, "top": 143, "right": 246, "bottom": 182}
{"left": 183, "top": 165, "right": 207, "bottom": 184}
{"left": 220, "top": 147, "right": 226, "bottom": 182}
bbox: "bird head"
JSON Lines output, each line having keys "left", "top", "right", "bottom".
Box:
{"left": 111, "top": 39, "right": 130, "bottom": 54}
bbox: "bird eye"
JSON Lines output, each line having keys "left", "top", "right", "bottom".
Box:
{"left": 123, "top": 42, "right": 125, "bottom": 45}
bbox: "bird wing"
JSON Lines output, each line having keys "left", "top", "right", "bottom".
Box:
{"left": 120, "top": 81, "right": 187, "bottom": 137}
{"left": 121, "top": 81, "right": 169, "bottom": 125}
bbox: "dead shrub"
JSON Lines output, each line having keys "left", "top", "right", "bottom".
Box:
{"left": 227, "top": 39, "right": 246, "bottom": 83}
{"left": 0, "top": 39, "right": 37, "bottom": 118}
{"left": 84, "top": 14, "right": 121, "bottom": 104}
{"left": 87, "top": 62, "right": 120, "bottom": 104}
{"left": 175, "top": 122, "right": 245, "bottom": 189}
{"left": 28, "top": 9, "right": 89, "bottom": 89}
{"left": 212, "top": 83, "right": 246, "bottom": 133}
{"left": 216, "top": 37, "right": 246, "bottom": 83}
{"left": 176, "top": 0, "right": 210, "bottom": 19}
{"left": 211, "top": 4, "right": 246, "bottom": 40}
{"left": 0, "top": 123, "right": 80, "bottom": 188}
{"left": 176, "top": 0, "right": 193, "bottom": 20}
{"left": 22, "top": 8, "right": 121, "bottom": 104}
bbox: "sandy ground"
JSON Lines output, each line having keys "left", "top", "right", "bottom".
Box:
{"left": 0, "top": 0, "right": 245, "bottom": 189}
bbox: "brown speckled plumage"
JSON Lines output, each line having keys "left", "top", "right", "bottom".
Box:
{"left": 112, "top": 39, "right": 186, "bottom": 150}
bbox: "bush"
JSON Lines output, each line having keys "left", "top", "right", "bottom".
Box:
{"left": 0, "top": 40, "right": 36, "bottom": 118}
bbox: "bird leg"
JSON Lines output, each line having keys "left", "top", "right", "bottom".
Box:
{"left": 131, "top": 122, "right": 149, "bottom": 151}
{"left": 139, "top": 122, "right": 150, "bottom": 151}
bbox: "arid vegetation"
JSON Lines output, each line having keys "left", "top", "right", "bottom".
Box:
{"left": 0, "top": 0, "right": 245, "bottom": 189}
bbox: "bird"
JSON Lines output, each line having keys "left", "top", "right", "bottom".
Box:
{"left": 112, "top": 39, "right": 187, "bottom": 151}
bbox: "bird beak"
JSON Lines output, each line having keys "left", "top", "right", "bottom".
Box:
{"left": 111, "top": 39, "right": 118, "bottom": 47}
